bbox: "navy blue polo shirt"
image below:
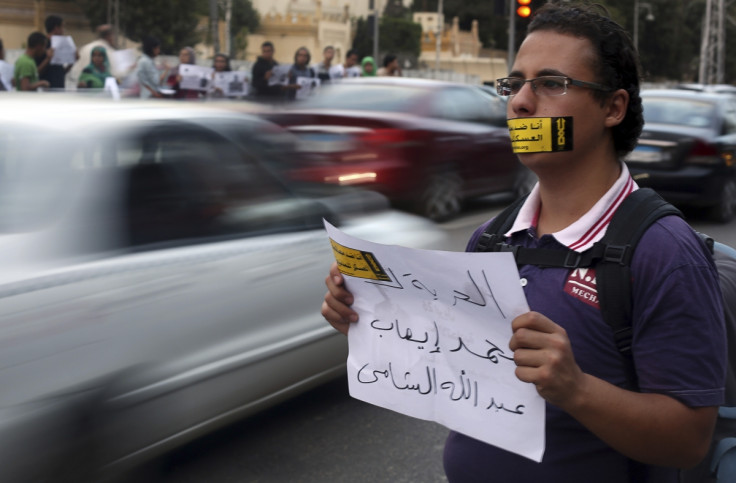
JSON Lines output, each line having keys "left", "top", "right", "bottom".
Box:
{"left": 443, "top": 165, "right": 726, "bottom": 482}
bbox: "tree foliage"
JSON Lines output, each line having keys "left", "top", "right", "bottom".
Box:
{"left": 352, "top": 16, "right": 422, "bottom": 62}
{"left": 73, "top": 0, "right": 259, "bottom": 56}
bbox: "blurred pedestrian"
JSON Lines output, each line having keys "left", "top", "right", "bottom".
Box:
{"left": 137, "top": 36, "right": 168, "bottom": 98}
{"left": 166, "top": 46, "right": 200, "bottom": 99}
{"left": 251, "top": 41, "right": 282, "bottom": 102}
{"left": 361, "top": 56, "right": 377, "bottom": 77}
{"left": 77, "top": 46, "right": 112, "bottom": 89}
{"left": 377, "top": 53, "right": 401, "bottom": 77}
{"left": 15, "top": 32, "right": 50, "bottom": 91}
{"left": 314, "top": 45, "right": 335, "bottom": 84}
{"left": 71, "top": 24, "right": 121, "bottom": 86}
{"left": 35, "top": 15, "right": 78, "bottom": 90}
{"left": 285, "top": 47, "right": 316, "bottom": 101}
{"left": 0, "top": 39, "right": 12, "bottom": 91}
{"left": 339, "top": 49, "right": 362, "bottom": 79}
{"left": 209, "top": 52, "right": 232, "bottom": 98}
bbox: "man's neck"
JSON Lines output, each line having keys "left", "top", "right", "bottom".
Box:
{"left": 534, "top": 157, "right": 622, "bottom": 236}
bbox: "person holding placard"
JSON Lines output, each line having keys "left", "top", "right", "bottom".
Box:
{"left": 321, "top": 3, "right": 726, "bottom": 482}
{"left": 251, "top": 41, "right": 283, "bottom": 102}
{"left": 137, "top": 36, "right": 168, "bottom": 99}
{"left": 166, "top": 47, "right": 200, "bottom": 100}
{"left": 285, "top": 47, "right": 317, "bottom": 101}
{"left": 35, "top": 15, "right": 78, "bottom": 90}
{"left": 314, "top": 45, "right": 335, "bottom": 84}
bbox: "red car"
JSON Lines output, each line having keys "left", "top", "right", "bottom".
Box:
{"left": 262, "top": 77, "right": 534, "bottom": 221}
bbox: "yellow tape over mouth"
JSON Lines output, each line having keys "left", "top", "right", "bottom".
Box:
{"left": 508, "top": 116, "right": 573, "bottom": 153}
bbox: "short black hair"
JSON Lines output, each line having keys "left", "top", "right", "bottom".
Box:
{"left": 27, "top": 32, "right": 47, "bottom": 49}
{"left": 294, "top": 46, "right": 311, "bottom": 65}
{"left": 382, "top": 54, "right": 397, "bottom": 68}
{"left": 346, "top": 49, "right": 358, "bottom": 59}
{"left": 528, "top": 3, "right": 642, "bottom": 157}
{"left": 44, "top": 15, "right": 63, "bottom": 34}
{"left": 141, "top": 35, "right": 160, "bottom": 57}
{"left": 214, "top": 53, "right": 232, "bottom": 72}
{"left": 261, "top": 41, "right": 274, "bottom": 50}
{"left": 323, "top": 45, "right": 334, "bottom": 53}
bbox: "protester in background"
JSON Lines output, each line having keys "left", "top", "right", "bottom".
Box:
{"left": 321, "top": 3, "right": 726, "bottom": 482}
{"left": 77, "top": 46, "right": 112, "bottom": 89}
{"left": 314, "top": 45, "right": 335, "bottom": 84}
{"left": 340, "top": 49, "right": 362, "bottom": 79}
{"left": 0, "top": 39, "right": 13, "bottom": 91}
{"left": 137, "top": 36, "right": 168, "bottom": 99}
{"left": 209, "top": 52, "right": 232, "bottom": 98}
{"left": 71, "top": 24, "right": 121, "bottom": 86}
{"left": 35, "top": 15, "right": 78, "bottom": 90}
{"left": 15, "top": 32, "right": 50, "bottom": 91}
{"left": 251, "top": 41, "right": 282, "bottom": 102}
{"left": 285, "top": 46, "right": 315, "bottom": 101}
{"left": 166, "top": 46, "right": 199, "bottom": 100}
{"left": 361, "top": 56, "right": 377, "bottom": 77}
{"left": 377, "top": 53, "right": 401, "bottom": 77}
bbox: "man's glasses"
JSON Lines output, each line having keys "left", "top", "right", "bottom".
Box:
{"left": 495, "top": 76, "right": 612, "bottom": 97}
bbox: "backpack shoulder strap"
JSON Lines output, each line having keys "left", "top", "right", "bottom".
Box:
{"left": 596, "top": 187, "right": 683, "bottom": 388}
{"left": 473, "top": 194, "right": 529, "bottom": 252}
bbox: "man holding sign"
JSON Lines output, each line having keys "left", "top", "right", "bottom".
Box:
{"left": 321, "top": 3, "right": 726, "bottom": 482}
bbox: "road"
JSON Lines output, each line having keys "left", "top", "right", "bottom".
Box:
{"left": 122, "top": 197, "right": 736, "bottom": 483}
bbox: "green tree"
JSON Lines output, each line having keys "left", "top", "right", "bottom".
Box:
{"left": 352, "top": 16, "right": 421, "bottom": 62}
{"left": 75, "top": 0, "right": 203, "bottom": 54}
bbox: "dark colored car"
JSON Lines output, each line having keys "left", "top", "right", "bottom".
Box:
{"left": 262, "top": 77, "right": 534, "bottom": 221}
{"left": 625, "top": 89, "right": 736, "bottom": 221}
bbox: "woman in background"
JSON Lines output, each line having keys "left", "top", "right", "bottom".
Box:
{"left": 77, "top": 46, "right": 113, "bottom": 89}
{"left": 167, "top": 46, "right": 199, "bottom": 100}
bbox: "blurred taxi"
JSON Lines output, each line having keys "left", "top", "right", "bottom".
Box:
{"left": 0, "top": 94, "right": 448, "bottom": 480}
{"left": 626, "top": 89, "right": 736, "bottom": 221}
{"left": 262, "top": 77, "right": 534, "bottom": 221}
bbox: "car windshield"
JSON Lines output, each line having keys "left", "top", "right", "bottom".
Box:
{"left": 298, "top": 84, "right": 428, "bottom": 112}
{"left": 642, "top": 97, "right": 717, "bottom": 129}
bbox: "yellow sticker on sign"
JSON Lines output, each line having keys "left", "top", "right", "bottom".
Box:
{"left": 507, "top": 116, "right": 573, "bottom": 153}
{"left": 330, "top": 239, "right": 392, "bottom": 281}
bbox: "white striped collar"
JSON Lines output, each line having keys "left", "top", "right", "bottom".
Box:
{"left": 504, "top": 162, "right": 639, "bottom": 253}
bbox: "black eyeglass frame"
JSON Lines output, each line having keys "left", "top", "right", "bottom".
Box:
{"left": 495, "top": 76, "right": 613, "bottom": 97}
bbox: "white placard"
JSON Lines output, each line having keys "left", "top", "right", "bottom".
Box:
{"left": 328, "top": 64, "right": 344, "bottom": 80}
{"left": 324, "top": 221, "right": 545, "bottom": 463}
{"left": 268, "top": 64, "right": 291, "bottom": 86}
{"left": 295, "top": 76, "right": 320, "bottom": 100}
{"left": 112, "top": 48, "right": 137, "bottom": 76}
{"left": 213, "top": 71, "right": 249, "bottom": 97}
{"left": 50, "top": 35, "right": 76, "bottom": 65}
{"left": 179, "top": 64, "right": 214, "bottom": 91}
{"left": 345, "top": 65, "right": 362, "bottom": 78}
{"left": 104, "top": 76, "right": 120, "bottom": 100}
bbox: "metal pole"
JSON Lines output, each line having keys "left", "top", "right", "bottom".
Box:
{"left": 373, "top": 1, "right": 379, "bottom": 62}
{"left": 633, "top": 0, "right": 639, "bottom": 53}
{"left": 507, "top": 0, "right": 516, "bottom": 71}
{"left": 225, "top": 0, "right": 232, "bottom": 56}
{"left": 435, "top": 0, "right": 443, "bottom": 71}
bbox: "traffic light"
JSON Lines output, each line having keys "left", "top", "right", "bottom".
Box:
{"left": 517, "top": 0, "right": 532, "bottom": 18}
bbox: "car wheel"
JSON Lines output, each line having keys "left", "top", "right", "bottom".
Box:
{"left": 420, "top": 173, "right": 462, "bottom": 222}
{"left": 711, "top": 178, "right": 736, "bottom": 223}
{"left": 513, "top": 166, "right": 538, "bottom": 198}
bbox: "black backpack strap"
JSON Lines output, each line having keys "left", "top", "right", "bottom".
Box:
{"left": 474, "top": 194, "right": 529, "bottom": 253}
{"left": 596, "top": 188, "right": 683, "bottom": 388}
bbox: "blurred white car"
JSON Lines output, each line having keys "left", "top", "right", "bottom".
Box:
{"left": 0, "top": 95, "right": 449, "bottom": 480}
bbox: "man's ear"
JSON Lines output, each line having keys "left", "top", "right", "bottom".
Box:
{"left": 604, "top": 88, "right": 629, "bottom": 128}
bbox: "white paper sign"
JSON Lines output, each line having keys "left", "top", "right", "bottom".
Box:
{"left": 179, "top": 64, "right": 214, "bottom": 91}
{"left": 213, "top": 71, "right": 249, "bottom": 97}
{"left": 295, "top": 76, "right": 320, "bottom": 100}
{"left": 324, "top": 221, "right": 545, "bottom": 462}
{"left": 329, "top": 64, "right": 344, "bottom": 80}
{"left": 50, "top": 35, "right": 76, "bottom": 65}
{"left": 345, "top": 65, "right": 362, "bottom": 78}
{"left": 268, "top": 64, "right": 291, "bottom": 86}
{"left": 104, "top": 76, "right": 120, "bottom": 100}
{"left": 112, "top": 48, "right": 137, "bottom": 76}
{"left": 0, "top": 61, "right": 13, "bottom": 91}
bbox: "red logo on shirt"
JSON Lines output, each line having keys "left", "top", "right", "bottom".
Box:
{"left": 564, "top": 268, "right": 599, "bottom": 308}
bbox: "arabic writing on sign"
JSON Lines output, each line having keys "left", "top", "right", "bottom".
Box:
{"left": 324, "top": 221, "right": 545, "bottom": 463}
